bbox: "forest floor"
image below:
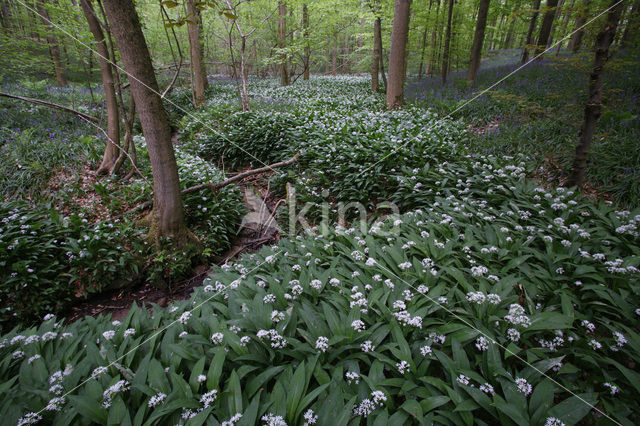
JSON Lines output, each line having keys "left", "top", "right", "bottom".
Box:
{"left": 1, "top": 50, "right": 640, "bottom": 424}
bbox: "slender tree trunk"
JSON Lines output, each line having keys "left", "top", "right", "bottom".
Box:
{"left": 522, "top": 0, "right": 542, "bottom": 62}
{"left": 569, "top": 0, "right": 590, "bottom": 52}
{"left": 278, "top": 1, "right": 289, "bottom": 86}
{"left": 80, "top": 0, "right": 119, "bottom": 175}
{"left": 186, "top": 0, "right": 207, "bottom": 105}
{"left": 302, "top": 3, "right": 310, "bottom": 80}
{"left": 556, "top": 0, "right": 575, "bottom": 54}
{"left": 1, "top": 0, "right": 11, "bottom": 29}
{"left": 547, "top": 0, "right": 564, "bottom": 46}
{"left": 380, "top": 40, "right": 388, "bottom": 88}
{"left": 503, "top": 7, "right": 516, "bottom": 48}
{"left": 372, "top": 16, "right": 381, "bottom": 91}
{"left": 534, "top": 0, "right": 559, "bottom": 59}
{"left": 376, "top": 16, "right": 387, "bottom": 88}
{"left": 622, "top": 0, "right": 640, "bottom": 46}
{"left": 418, "top": 0, "right": 433, "bottom": 78}
{"left": 427, "top": 0, "right": 441, "bottom": 74}
{"left": 441, "top": 0, "right": 453, "bottom": 84}
{"left": 332, "top": 32, "right": 337, "bottom": 75}
{"left": 37, "top": 0, "right": 67, "bottom": 86}
{"left": 567, "top": 0, "right": 624, "bottom": 187}
{"left": 102, "top": 0, "right": 187, "bottom": 240}
{"left": 467, "top": 0, "right": 491, "bottom": 82}
{"left": 385, "top": 0, "right": 412, "bottom": 109}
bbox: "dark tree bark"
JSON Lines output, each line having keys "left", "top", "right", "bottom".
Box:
{"left": 569, "top": 0, "right": 590, "bottom": 52}
{"left": 37, "top": 0, "right": 67, "bottom": 86}
{"left": 427, "top": 0, "right": 441, "bottom": 74}
{"left": 302, "top": 3, "right": 310, "bottom": 80}
{"left": 418, "top": 0, "right": 434, "bottom": 78}
{"left": 547, "top": 0, "right": 565, "bottom": 47}
{"left": 372, "top": 17, "right": 381, "bottom": 91}
{"left": 102, "top": 0, "right": 187, "bottom": 241}
{"left": 379, "top": 27, "right": 388, "bottom": 88}
{"left": 556, "top": 0, "right": 576, "bottom": 54}
{"left": 80, "top": 0, "right": 119, "bottom": 175}
{"left": 567, "top": 0, "right": 624, "bottom": 187}
{"left": 467, "top": 0, "right": 491, "bottom": 82}
{"left": 534, "top": 0, "right": 559, "bottom": 59}
{"left": 186, "top": 0, "right": 207, "bottom": 105}
{"left": 332, "top": 32, "right": 337, "bottom": 75}
{"left": 622, "top": 0, "right": 640, "bottom": 46}
{"left": 385, "top": 0, "right": 412, "bottom": 109}
{"left": 441, "top": 0, "right": 454, "bottom": 84}
{"left": 278, "top": 1, "right": 289, "bottom": 85}
{"left": 1, "top": 0, "right": 11, "bottom": 29}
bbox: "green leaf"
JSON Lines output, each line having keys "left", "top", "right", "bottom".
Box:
{"left": 547, "top": 393, "right": 598, "bottom": 425}
{"left": 286, "top": 361, "right": 307, "bottom": 422}
{"left": 207, "top": 349, "right": 226, "bottom": 390}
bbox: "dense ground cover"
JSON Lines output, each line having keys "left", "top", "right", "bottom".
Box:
{"left": 406, "top": 49, "right": 640, "bottom": 207}
{"left": 0, "top": 82, "right": 244, "bottom": 327}
{"left": 1, "top": 70, "right": 639, "bottom": 425}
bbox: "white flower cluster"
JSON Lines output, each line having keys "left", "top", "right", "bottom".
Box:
{"left": 353, "top": 391, "right": 387, "bottom": 417}
{"left": 346, "top": 371, "right": 360, "bottom": 384}
{"left": 102, "top": 379, "right": 130, "bottom": 408}
{"left": 315, "top": 336, "right": 329, "bottom": 353}
{"left": 504, "top": 304, "right": 531, "bottom": 328}
{"left": 256, "top": 329, "right": 287, "bottom": 348}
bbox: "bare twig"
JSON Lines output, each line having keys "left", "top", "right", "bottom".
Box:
{"left": 0, "top": 92, "right": 99, "bottom": 122}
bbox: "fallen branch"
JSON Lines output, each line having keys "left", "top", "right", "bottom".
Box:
{"left": 124, "top": 153, "right": 299, "bottom": 215}
{"left": 182, "top": 153, "right": 299, "bottom": 195}
{"left": 0, "top": 92, "right": 99, "bottom": 122}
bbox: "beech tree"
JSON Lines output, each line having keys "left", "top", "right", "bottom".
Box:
{"left": 278, "top": 1, "right": 289, "bottom": 86}
{"left": 36, "top": 0, "right": 67, "bottom": 86}
{"left": 467, "top": 0, "right": 490, "bottom": 82}
{"left": 302, "top": 3, "right": 310, "bottom": 80}
{"left": 186, "top": 0, "right": 208, "bottom": 106}
{"left": 385, "top": 0, "right": 412, "bottom": 109}
{"left": 567, "top": 0, "right": 624, "bottom": 187}
{"left": 534, "top": 0, "right": 559, "bottom": 59}
{"left": 79, "top": 0, "right": 119, "bottom": 175}
{"left": 441, "top": 0, "right": 454, "bottom": 84}
{"left": 522, "top": 0, "right": 542, "bottom": 63}
{"left": 569, "top": 0, "right": 590, "bottom": 52}
{"left": 102, "top": 0, "right": 187, "bottom": 241}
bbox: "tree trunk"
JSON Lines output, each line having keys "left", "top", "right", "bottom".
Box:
{"left": 102, "top": 0, "right": 187, "bottom": 240}
{"left": 385, "top": 0, "right": 412, "bottom": 109}
{"left": 534, "top": 0, "right": 559, "bottom": 59}
{"left": 1, "top": 0, "right": 12, "bottom": 29}
{"left": 37, "top": 0, "right": 67, "bottom": 86}
{"left": 467, "top": 0, "right": 491, "bottom": 82}
{"left": 622, "top": 0, "right": 640, "bottom": 47}
{"left": 556, "top": 0, "right": 575, "bottom": 54}
{"left": 427, "top": 0, "right": 441, "bottom": 75}
{"left": 522, "top": 0, "right": 542, "bottom": 62}
{"left": 569, "top": 0, "right": 590, "bottom": 52}
{"left": 441, "top": 0, "right": 453, "bottom": 84}
{"left": 567, "top": 0, "right": 623, "bottom": 188}
{"left": 372, "top": 17, "right": 381, "bottom": 91}
{"left": 80, "top": 0, "right": 119, "bottom": 175}
{"left": 547, "top": 0, "right": 564, "bottom": 47}
{"left": 332, "top": 32, "right": 338, "bottom": 75}
{"left": 418, "top": 0, "right": 433, "bottom": 78}
{"left": 186, "top": 0, "right": 207, "bottom": 105}
{"left": 278, "top": 1, "right": 289, "bottom": 86}
{"left": 302, "top": 3, "right": 310, "bottom": 80}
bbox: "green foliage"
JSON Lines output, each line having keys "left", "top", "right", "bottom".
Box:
{"left": 2, "top": 75, "right": 639, "bottom": 425}
{"left": 0, "top": 201, "right": 147, "bottom": 330}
